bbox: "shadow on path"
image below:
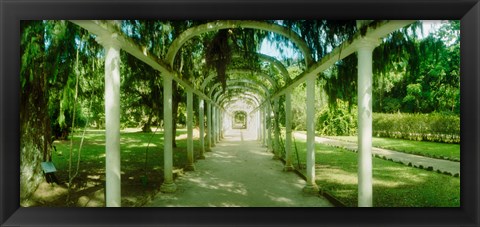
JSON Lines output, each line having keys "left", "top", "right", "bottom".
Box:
{"left": 146, "top": 129, "right": 333, "bottom": 207}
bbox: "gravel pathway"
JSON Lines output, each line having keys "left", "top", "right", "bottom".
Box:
{"left": 293, "top": 132, "right": 460, "bottom": 176}
{"left": 146, "top": 129, "right": 333, "bottom": 207}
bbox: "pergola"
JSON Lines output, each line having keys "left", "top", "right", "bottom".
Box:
{"left": 71, "top": 20, "right": 414, "bottom": 207}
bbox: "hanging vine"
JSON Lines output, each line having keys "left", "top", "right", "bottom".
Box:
{"left": 205, "top": 29, "right": 232, "bottom": 91}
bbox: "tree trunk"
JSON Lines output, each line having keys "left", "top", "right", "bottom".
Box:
{"left": 142, "top": 111, "right": 153, "bottom": 133}
{"left": 20, "top": 21, "right": 51, "bottom": 205}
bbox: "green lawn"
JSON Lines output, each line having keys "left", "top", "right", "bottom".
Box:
{"left": 326, "top": 136, "right": 460, "bottom": 162}
{"left": 50, "top": 128, "right": 201, "bottom": 206}
{"left": 292, "top": 137, "right": 460, "bottom": 207}
{"left": 52, "top": 128, "right": 196, "bottom": 173}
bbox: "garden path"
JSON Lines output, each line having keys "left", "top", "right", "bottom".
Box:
{"left": 293, "top": 132, "right": 460, "bottom": 176}
{"left": 145, "top": 129, "right": 333, "bottom": 207}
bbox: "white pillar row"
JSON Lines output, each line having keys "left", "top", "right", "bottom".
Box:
{"left": 160, "top": 76, "right": 177, "bottom": 193}
{"left": 257, "top": 110, "right": 262, "bottom": 141}
{"left": 273, "top": 97, "right": 280, "bottom": 159}
{"left": 262, "top": 106, "right": 268, "bottom": 147}
{"left": 198, "top": 99, "right": 206, "bottom": 159}
{"left": 303, "top": 74, "right": 319, "bottom": 194}
{"left": 217, "top": 108, "right": 221, "bottom": 142}
{"left": 258, "top": 107, "right": 264, "bottom": 145}
{"left": 99, "top": 35, "right": 122, "bottom": 207}
{"left": 186, "top": 90, "right": 195, "bottom": 171}
{"left": 207, "top": 101, "right": 212, "bottom": 149}
{"left": 357, "top": 37, "right": 380, "bottom": 207}
{"left": 211, "top": 105, "right": 217, "bottom": 147}
{"left": 267, "top": 103, "right": 273, "bottom": 152}
{"left": 222, "top": 110, "right": 226, "bottom": 138}
{"left": 218, "top": 109, "right": 222, "bottom": 139}
{"left": 217, "top": 108, "right": 220, "bottom": 140}
{"left": 218, "top": 109, "right": 221, "bottom": 139}
{"left": 212, "top": 107, "right": 217, "bottom": 145}
{"left": 284, "top": 91, "right": 294, "bottom": 171}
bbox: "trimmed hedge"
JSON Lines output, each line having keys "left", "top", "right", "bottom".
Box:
{"left": 373, "top": 113, "right": 460, "bottom": 143}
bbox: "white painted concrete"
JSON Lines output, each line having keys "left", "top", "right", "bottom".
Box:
{"left": 356, "top": 37, "right": 379, "bottom": 207}
{"left": 207, "top": 102, "right": 212, "bottom": 149}
{"left": 160, "top": 76, "right": 177, "bottom": 193}
{"left": 284, "top": 91, "right": 294, "bottom": 171}
{"left": 186, "top": 90, "right": 195, "bottom": 171}
{"left": 101, "top": 37, "right": 122, "bottom": 207}
{"left": 199, "top": 99, "right": 206, "bottom": 158}
{"left": 304, "top": 74, "right": 319, "bottom": 193}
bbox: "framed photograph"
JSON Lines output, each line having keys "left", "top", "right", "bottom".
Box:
{"left": 1, "top": 0, "right": 479, "bottom": 226}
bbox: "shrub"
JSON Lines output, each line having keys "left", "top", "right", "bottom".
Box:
{"left": 372, "top": 112, "right": 460, "bottom": 143}
{"left": 317, "top": 100, "right": 357, "bottom": 136}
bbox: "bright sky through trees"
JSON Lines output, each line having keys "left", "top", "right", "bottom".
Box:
{"left": 259, "top": 20, "right": 444, "bottom": 60}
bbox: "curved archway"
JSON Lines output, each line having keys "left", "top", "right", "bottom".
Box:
{"left": 219, "top": 92, "right": 261, "bottom": 108}
{"left": 202, "top": 68, "right": 278, "bottom": 94}
{"left": 209, "top": 80, "right": 269, "bottom": 102}
{"left": 232, "top": 110, "right": 248, "bottom": 129}
{"left": 165, "top": 20, "right": 313, "bottom": 68}
{"left": 213, "top": 84, "right": 268, "bottom": 105}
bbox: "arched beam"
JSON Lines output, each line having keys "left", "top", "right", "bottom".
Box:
{"left": 225, "top": 103, "right": 257, "bottom": 114}
{"left": 209, "top": 80, "right": 268, "bottom": 102}
{"left": 166, "top": 20, "right": 313, "bottom": 68}
{"left": 228, "top": 69, "right": 278, "bottom": 89}
{"left": 217, "top": 87, "right": 266, "bottom": 108}
{"left": 212, "top": 81, "right": 269, "bottom": 103}
{"left": 223, "top": 93, "right": 260, "bottom": 106}
{"left": 220, "top": 94, "right": 260, "bottom": 111}
{"left": 220, "top": 91, "right": 261, "bottom": 106}
{"left": 202, "top": 68, "right": 278, "bottom": 94}
{"left": 231, "top": 53, "right": 290, "bottom": 82}
{"left": 256, "top": 53, "right": 290, "bottom": 81}
{"left": 201, "top": 53, "right": 289, "bottom": 91}
{"left": 220, "top": 91, "right": 263, "bottom": 110}
{"left": 215, "top": 87, "right": 264, "bottom": 108}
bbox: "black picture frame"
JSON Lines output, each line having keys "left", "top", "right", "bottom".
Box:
{"left": 1, "top": 0, "right": 479, "bottom": 226}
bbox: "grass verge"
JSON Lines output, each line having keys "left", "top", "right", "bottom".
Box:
{"left": 292, "top": 137, "right": 460, "bottom": 207}
{"left": 326, "top": 136, "right": 460, "bottom": 162}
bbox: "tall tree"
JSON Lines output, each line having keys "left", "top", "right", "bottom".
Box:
{"left": 20, "top": 21, "right": 51, "bottom": 202}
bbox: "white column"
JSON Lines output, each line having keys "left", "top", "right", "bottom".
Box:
{"left": 212, "top": 107, "right": 217, "bottom": 145}
{"left": 255, "top": 109, "right": 262, "bottom": 141}
{"left": 207, "top": 102, "right": 213, "bottom": 148}
{"left": 261, "top": 108, "right": 265, "bottom": 145}
{"left": 216, "top": 108, "right": 219, "bottom": 140}
{"left": 160, "top": 76, "right": 177, "bottom": 193}
{"left": 303, "top": 74, "right": 319, "bottom": 194}
{"left": 273, "top": 98, "right": 280, "bottom": 159}
{"left": 199, "top": 99, "right": 206, "bottom": 159}
{"left": 216, "top": 108, "right": 220, "bottom": 142}
{"left": 284, "top": 91, "right": 294, "bottom": 171}
{"left": 263, "top": 107, "right": 267, "bottom": 146}
{"left": 220, "top": 110, "right": 223, "bottom": 139}
{"left": 215, "top": 107, "right": 222, "bottom": 143}
{"left": 186, "top": 90, "right": 195, "bottom": 171}
{"left": 100, "top": 36, "right": 121, "bottom": 207}
{"left": 267, "top": 103, "right": 273, "bottom": 152}
{"left": 357, "top": 37, "right": 379, "bottom": 207}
